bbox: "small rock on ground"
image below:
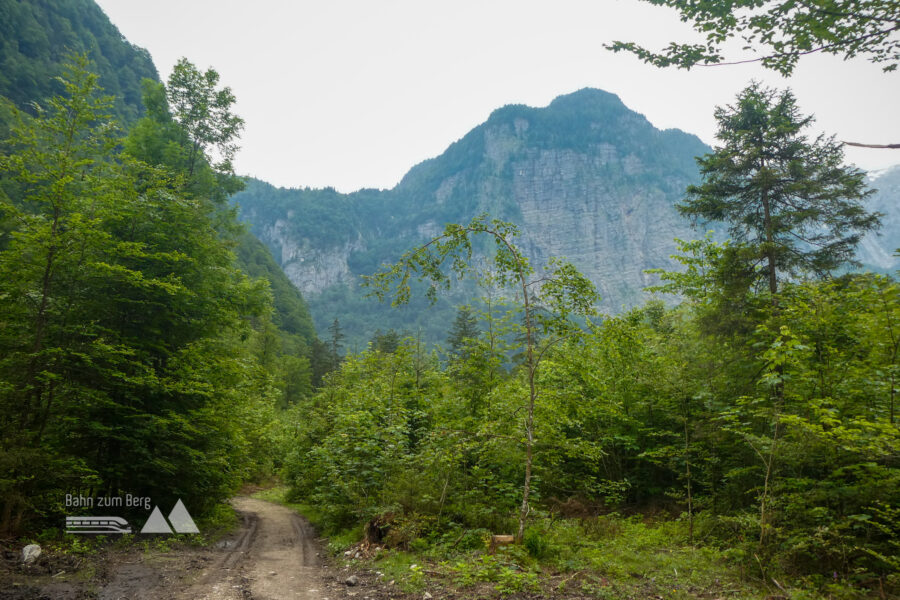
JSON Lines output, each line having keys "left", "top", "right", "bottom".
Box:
{"left": 21, "top": 545, "right": 41, "bottom": 564}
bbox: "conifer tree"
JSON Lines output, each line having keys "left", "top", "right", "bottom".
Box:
{"left": 679, "top": 82, "right": 880, "bottom": 300}
{"left": 447, "top": 305, "right": 480, "bottom": 358}
{"left": 371, "top": 329, "right": 401, "bottom": 354}
{"left": 328, "top": 318, "right": 345, "bottom": 371}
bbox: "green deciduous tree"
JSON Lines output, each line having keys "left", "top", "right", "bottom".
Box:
{"left": 607, "top": 0, "right": 900, "bottom": 75}
{"left": 364, "top": 214, "right": 599, "bottom": 541}
{"left": 0, "top": 55, "right": 276, "bottom": 534}
{"left": 166, "top": 58, "right": 244, "bottom": 179}
{"left": 124, "top": 60, "right": 244, "bottom": 203}
{"left": 124, "top": 62, "right": 316, "bottom": 410}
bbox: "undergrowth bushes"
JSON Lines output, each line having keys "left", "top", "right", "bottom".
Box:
{"left": 280, "top": 275, "right": 900, "bottom": 597}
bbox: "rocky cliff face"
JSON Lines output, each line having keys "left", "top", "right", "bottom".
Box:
{"left": 234, "top": 89, "right": 896, "bottom": 344}
{"left": 859, "top": 166, "right": 900, "bottom": 273}
{"left": 509, "top": 146, "right": 693, "bottom": 308}
{"left": 260, "top": 218, "right": 362, "bottom": 295}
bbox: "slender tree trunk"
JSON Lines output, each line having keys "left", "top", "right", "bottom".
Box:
{"left": 482, "top": 283, "right": 497, "bottom": 392}
{"left": 758, "top": 174, "right": 784, "bottom": 546}
{"left": 517, "top": 366, "right": 536, "bottom": 542}
{"left": 683, "top": 397, "right": 694, "bottom": 546}
{"left": 23, "top": 109, "right": 79, "bottom": 430}
{"left": 33, "top": 385, "right": 56, "bottom": 445}
{"left": 414, "top": 329, "right": 423, "bottom": 391}
{"left": 21, "top": 206, "right": 61, "bottom": 431}
{"left": 758, "top": 400, "right": 783, "bottom": 546}
{"left": 516, "top": 260, "right": 536, "bottom": 543}
{"left": 759, "top": 184, "right": 778, "bottom": 300}
{"left": 31, "top": 208, "right": 60, "bottom": 354}
{"left": 890, "top": 373, "right": 895, "bottom": 426}
{"left": 878, "top": 288, "right": 898, "bottom": 425}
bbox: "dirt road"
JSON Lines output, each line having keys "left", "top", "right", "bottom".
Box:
{"left": 179, "top": 496, "right": 323, "bottom": 600}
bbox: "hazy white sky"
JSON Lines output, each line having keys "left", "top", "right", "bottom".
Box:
{"left": 96, "top": 0, "right": 900, "bottom": 193}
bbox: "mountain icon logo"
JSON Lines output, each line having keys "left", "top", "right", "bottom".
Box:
{"left": 140, "top": 499, "right": 199, "bottom": 534}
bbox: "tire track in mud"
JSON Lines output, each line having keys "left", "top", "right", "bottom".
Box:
{"left": 221, "top": 510, "right": 259, "bottom": 570}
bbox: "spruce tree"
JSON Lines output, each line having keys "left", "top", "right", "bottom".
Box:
{"left": 679, "top": 82, "right": 880, "bottom": 299}
{"left": 371, "top": 329, "right": 401, "bottom": 354}
{"left": 678, "top": 83, "right": 881, "bottom": 546}
{"left": 328, "top": 318, "right": 345, "bottom": 371}
{"left": 447, "top": 305, "right": 479, "bottom": 358}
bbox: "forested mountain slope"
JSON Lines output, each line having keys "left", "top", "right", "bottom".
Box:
{"left": 0, "top": 0, "right": 157, "bottom": 125}
{"left": 234, "top": 231, "right": 316, "bottom": 344}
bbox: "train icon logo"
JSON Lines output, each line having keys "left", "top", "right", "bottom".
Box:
{"left": 65, "top": 516, "right": 132, "bottom": 534}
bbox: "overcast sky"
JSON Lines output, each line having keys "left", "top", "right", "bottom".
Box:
{"left": 96, "top": 0, "right": 900, "bottom": 193}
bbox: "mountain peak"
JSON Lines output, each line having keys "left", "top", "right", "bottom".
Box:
{"left": 485, "top": 88, "right": 628, "bottom": 125}
{"left": 395, "top": 87, "right": 708, "bottom": 197}
{"left": 548, "top": 87, "right": 626, "bottom": 110}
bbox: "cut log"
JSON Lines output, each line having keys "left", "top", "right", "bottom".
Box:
{"left": 488, "top": 534, "right": 515, "bottom": 553}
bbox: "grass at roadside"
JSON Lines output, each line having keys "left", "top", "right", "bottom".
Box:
{"left": 251, "top": 486, "right": 776, "bottom": 599}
